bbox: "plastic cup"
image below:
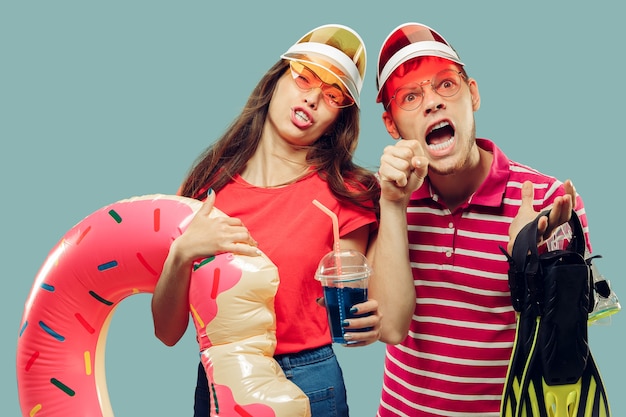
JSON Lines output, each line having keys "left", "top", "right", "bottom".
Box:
{"left": 315, "top": 249, "right": 372, "bottom": 344}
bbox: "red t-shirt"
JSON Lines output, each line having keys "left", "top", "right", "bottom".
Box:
{"left": 213, "top": 172, "right": 376, "bottom": 355}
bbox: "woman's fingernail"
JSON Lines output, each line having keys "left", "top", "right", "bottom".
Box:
{"left": 342, "top": 320, "right": 350, "bottom": 327}
{"left": 350, "top": 307, "right": 358, "bottom": 314}
{"left": 207, "top": 188, "right": 213, "bottom": 196}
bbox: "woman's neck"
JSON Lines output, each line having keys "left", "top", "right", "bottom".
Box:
{"left": 240, "top": 139, "right": 311, "bottom": 188}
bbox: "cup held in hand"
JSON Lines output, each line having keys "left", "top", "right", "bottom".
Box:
{"left": 315, "top": 249, "right": 371, "bottom": 344}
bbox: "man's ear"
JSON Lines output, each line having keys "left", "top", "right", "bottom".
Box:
{"left": 382, "top": 111, "right": 401, "bottom": 139}
{"left": 468, "top": 78, "right": 481, "bottom": 111}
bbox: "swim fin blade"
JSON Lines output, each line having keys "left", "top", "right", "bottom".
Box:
{"left": 512, "top": 351, "right": 611, "bottom": 416}
{"left": 513, "top": 353, "right": 611, "bottom": 417}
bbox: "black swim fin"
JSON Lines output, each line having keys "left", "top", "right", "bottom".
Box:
{"left": 500, "top": 210, "right": 612, "bottom": 417}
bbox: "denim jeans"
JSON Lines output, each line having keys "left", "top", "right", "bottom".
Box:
{"left": 194, "top": 359, "right": 210, "bottom": 417}
{"left": 194, "top": 344, "right": 349, "bottom": 417}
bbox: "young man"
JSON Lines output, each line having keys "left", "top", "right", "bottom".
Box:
{"left": 369, "top": 22, "right": 587, "bottom": 416}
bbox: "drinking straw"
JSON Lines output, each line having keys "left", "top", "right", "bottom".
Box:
{"left": 312, "top": 199, "right": 345, "bottom": 278}
{"left": 312, "top": 199, "right": 340, "bottom": 252}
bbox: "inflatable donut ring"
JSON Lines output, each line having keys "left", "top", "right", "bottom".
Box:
{"left": 16, "top": 194, "right": 310, "bottom": 417}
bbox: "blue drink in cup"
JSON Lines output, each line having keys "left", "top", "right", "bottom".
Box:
{"left": 315, "top": 249, "right": 371, "bottom": 344}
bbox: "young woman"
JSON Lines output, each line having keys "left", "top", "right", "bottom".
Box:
{"left": 151, "top": 24, "right": 381, "bottom": 417}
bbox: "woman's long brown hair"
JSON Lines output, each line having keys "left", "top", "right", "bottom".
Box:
{"left": 179, "top": 59, "right": 380, "bottom": 215}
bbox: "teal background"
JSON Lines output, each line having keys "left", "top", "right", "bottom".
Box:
{"left": 3, "top": 1, "right": 624, "bottom": 415}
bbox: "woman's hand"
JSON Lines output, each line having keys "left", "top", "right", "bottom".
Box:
{"left": 341, "top": 299, "right": 381, "bottom": 347}
{"left": 173, "top": 190, "right": 260, "bottom": 262}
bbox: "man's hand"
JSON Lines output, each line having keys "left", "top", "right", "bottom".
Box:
{"left": 507, "top": 180, "right": 577, "bottom": 253}
{"left": 377, "top": 139, "right": 428, "bottom": 205}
